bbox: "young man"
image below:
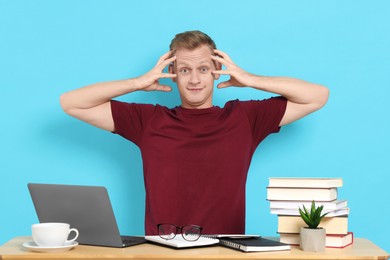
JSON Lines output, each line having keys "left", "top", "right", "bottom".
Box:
{"left": 60, "top": 31, "right": 329, "bottom": 235}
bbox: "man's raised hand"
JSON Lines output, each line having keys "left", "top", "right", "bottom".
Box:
{"left": 211, "top": 49, "right": 255, "bottom": 89}
{"left": 136, "top": 51, "right": 177, "bottom": 92}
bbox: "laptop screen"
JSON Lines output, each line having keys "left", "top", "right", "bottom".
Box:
{"left": 28, "top": 183, "right": 126, "bottom": 247}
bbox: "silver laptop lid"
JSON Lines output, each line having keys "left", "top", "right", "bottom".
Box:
{"left": 28, "top": 183, "right": 124, "bottom": 247}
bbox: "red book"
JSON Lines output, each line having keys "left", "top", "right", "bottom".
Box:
{"left": 326, "top": 232, "right": 354, "bottom": 248}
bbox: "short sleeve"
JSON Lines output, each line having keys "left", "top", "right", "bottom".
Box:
{"left": 110, "top": 100, "right": 156, "bottom": 145}
{"left": 240, "top": 96, "right": 287, "bottom": 145}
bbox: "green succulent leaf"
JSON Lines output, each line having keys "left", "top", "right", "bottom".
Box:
{"left": 301, "top": 213, "right": 312, "bottom": 227}
{"left": 313, "top": 205, "right": 323, "bottom": 221}
{"left": 310, "top": 201, "right": 316, "bottom": 216}
{"left": 299, "top": 209, "right": 310, "bottom": 227}
{"left": 303, "top": 204, "right": 310, "bottom": 216}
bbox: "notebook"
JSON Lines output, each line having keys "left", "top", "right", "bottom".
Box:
{"left": 145, "top": 235, "right": 219, "bottom": 248}
{"left": 218, "top": 237, "right": 291, "bottom": 252}
{"left": 28, "top": 183, "right": 146, "bottom": 248}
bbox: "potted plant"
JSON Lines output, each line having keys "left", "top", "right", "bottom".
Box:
{"left": 299, "top": 201, "right": 328, "bottom": 252}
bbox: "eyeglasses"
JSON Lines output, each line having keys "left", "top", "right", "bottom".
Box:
{"left": 157, "top": 223, "right": 202, "bottom": 241}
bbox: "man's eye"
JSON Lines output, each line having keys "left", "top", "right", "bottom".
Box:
{"left": 179, "top": 68, "right": 189, "bottom": 74}
{"left": 200, "top": 67, "right": 209, "bottom": 73}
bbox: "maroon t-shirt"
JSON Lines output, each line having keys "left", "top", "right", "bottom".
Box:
{"left": 111, "top": 97, "right": 287, "bottom": 235}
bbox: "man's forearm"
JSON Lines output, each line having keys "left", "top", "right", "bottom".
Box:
{"left": 60, "top": 78, "right": 139, "bottom": 112}
{"left": 249, "top": 75, "right": 329, "bottom": 107}
{"left": 211, "top": 50, "right": 329, "bottom": 125}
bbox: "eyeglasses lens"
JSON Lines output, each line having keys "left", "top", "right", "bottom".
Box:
{"left": 182, "top": 225, "right": 201, "bottom": 241}
{"left": 158, "top": 224, "right": 177, "bottom": 240}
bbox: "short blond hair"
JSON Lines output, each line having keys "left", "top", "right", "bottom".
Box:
{"left": 169, "top": 30, "right": 216, "bottom": 54}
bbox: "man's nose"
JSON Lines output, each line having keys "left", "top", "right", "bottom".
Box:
{"left": 189, "top": 71, "right": 200, "bottom": 85}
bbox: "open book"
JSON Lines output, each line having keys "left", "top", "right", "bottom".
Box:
{"left": 145, "top": 235, "right": 290, "bottom": 252}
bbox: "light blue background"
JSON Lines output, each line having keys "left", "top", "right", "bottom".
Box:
{"left": 1, "top": 0, "right": 389, "bottom": 252}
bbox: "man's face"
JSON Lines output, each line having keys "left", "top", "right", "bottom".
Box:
{"left": 170, "top": 45, "right": 219, "bottom": 109}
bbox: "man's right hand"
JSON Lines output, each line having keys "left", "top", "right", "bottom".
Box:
{"left": 135, "top": 51, "right": 177, "bottom": 92}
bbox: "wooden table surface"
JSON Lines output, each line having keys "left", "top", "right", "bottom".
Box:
{"left": 0, "top": 236, "right": 389, "bottom": 260}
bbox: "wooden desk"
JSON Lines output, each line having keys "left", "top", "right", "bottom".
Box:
{"left": 0, "top": 237, "right": 389, "bottom": 260}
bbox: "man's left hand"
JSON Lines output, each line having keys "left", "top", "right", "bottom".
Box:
{"left": 211, "top": 50, "right": 255, "bottom": 89}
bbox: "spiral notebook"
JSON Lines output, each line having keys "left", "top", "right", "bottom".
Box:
{"left": 218, "top": 237, "right": 291, "bottom": 252}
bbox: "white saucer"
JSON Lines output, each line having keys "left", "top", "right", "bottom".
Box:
{"left": 22, "top": 241, "right": 78, "bottom": 253}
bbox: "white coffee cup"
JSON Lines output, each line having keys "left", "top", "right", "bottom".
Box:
{"left": 32, "top": 223, "right": 79, "bottom": 247}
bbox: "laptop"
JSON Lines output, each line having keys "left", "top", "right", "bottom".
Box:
{"left": 28, "top": 183, "right": 146, "bottom": 248}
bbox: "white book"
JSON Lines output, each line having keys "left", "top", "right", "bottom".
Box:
{"left": 268, "top": 177, "right": 343, "bottom": 188}
{"left": 269, "top": 200, "right": 347, "bottom": 210}
{"left": 270, "top": 207, "right": 350, "bottom": 217}
{"left": 267, "top": 187, "right": 337, "bottom": 201}
{"left": 145, "top": 235, "right": 219, "bottom": 248}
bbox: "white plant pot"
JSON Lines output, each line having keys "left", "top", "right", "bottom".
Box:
{"left": 300, "top": 227, "right": 326, "bottom": 252}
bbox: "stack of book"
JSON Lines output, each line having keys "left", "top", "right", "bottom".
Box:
{"left": 267, "top": 177, "right": 353, "bottom": 248}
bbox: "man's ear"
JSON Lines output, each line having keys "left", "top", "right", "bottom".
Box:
{"left": 169, "top": 64, "right": 176, "bottom": 82}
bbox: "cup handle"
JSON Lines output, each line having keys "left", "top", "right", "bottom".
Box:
{"left": 66, "top": 228, "right": 79, "bottom": 243}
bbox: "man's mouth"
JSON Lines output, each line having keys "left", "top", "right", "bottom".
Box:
{"left": 187, "top": 88, "right": 204, "bottom": 92}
